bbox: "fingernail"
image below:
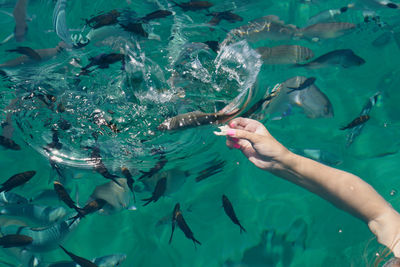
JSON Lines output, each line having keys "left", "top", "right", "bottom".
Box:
{"left": 233, "top": 143, "right": 240, "bottom": 149}
{"left": 227, "top": 129, "right": 236, "bottom": 137}
{"left": 231, "top": 137, "right": 239, "bottom": 142}
{"left": 229, "top": 121, "right": 236, "bottom": 128}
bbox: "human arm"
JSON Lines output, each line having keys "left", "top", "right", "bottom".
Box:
{"left": 219, "top": 117, "right": 400, "bottom": 256}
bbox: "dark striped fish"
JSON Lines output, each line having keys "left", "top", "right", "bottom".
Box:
{"left": 222, "top": 195, "right": 246, "bottom": 233}
{"left": 340, "top": 115, "right": 370, "bottom": 130}
{"left": 86, "top": 10, "right": 120, "bottom": 29}
{"left": 171, "top": 1, "right": 213, "bottom": 11}
{"left": 141, "top": 10, "right": 172, "bottom": 22}
{"left": 257, "top": 45, "right": 314, "bottom": 64}
{"left": 0, "top": 171, "right": 36, "bottom": 193}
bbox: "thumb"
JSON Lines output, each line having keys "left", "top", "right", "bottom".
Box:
{"left": 228, "top": 129, "right": 262, "bottom": 145}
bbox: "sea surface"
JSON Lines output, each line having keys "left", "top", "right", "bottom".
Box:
{"left": 0, "top": 0, "right": 400, "bottom": 266}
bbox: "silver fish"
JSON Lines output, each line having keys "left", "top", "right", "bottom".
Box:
{"left": 0, "top": 204, "right": 67, "bottom": 224}
{"left": 262, "top": 76, "right": 333, "bottom": 119}
{"left": 0, "top": 191, "right": 29, "bottom": 205}
{"left": 92, "top": 253, "right": 127, "bottom": 267}
{"left": 256, "top": 45, "right": 314, "bottom": 64}
{"left": 307, "top": 4, "right": 354, "bottom": 25}
{"left": 0, "top": 213, "right": 80, "bottom": 252}
{"left": 299, "top": 22, "right": 356, "bottom": 40}
{"left": 295, "top": 49, "right": 365, "bottom": 69}
{"left": 228, "top": 15, "right": 299, "bottom": 43}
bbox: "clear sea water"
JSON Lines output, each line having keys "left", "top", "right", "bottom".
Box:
{"left": 1, "top": 0, "right": 400, "bottom": 266}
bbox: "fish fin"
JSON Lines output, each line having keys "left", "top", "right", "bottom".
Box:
{"left": 142, "top": 197, "right": 153, "bottom": 206}
{"left": 169, "top": 223, "right": 176, "bottom": 244}
{"left": 239, "top": 224, "right": 247, "bottom": 234}
{"left": 7, "top": 46, "right": 41, "bottom": 61}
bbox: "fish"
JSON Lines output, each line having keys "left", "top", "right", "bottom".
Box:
{"left": 138, "top": 154, "right": 167, "bottom": 180}
{"left": 0, "top": 191, "right": 28, "bottom": 205}
{"left": 54, "top": 181, "right": 80, "bottom": 213}
{"left": 86, "top": 9, "right": 121, "bottom": 29}
{"left": 89, "top": 178, "right": 131, "bottom": 214}
{"left": 287, "top": 77, "right": 316, "bottom": 94}
{"left": 171, "top": 1, "right": 213, "bottom": 11}
{"left": 80, "top": 53, "right": 125, "bottom": 75}
{"left": 372, "top": 31, "right": 393, "bottom": 47}
{"left": 49, "top": 253, "right": 126, "bottom": 267}
{"left": 119, "top": 22, "right": 148, "bottom": 37}
{"left": 175, "top": 204, "right": 201, "bottom": 247}
{"left": 68, "top": 198, "right": 107, "bottom": 226}
{"left": 203, "top": 40, "right": 220, "bottom": 53}
{"left": 13, "top": 0, "right": 28, "bottom": 42}
{"left": 256, "top": 45, "right": 314, "bottom": 64}
{"left": 340, "top": 114, "right": 370, "bottom": 130}
{"left": 299, "top": 22, "right": 356, "bottom": 40}
{"left": 0, "top": 171, "right": 36, "bottom": 193}
{"left": 206, "top": 11, "right": 243, "bottom": 26}
{"left": 53, "top": 0, "right": 73, "bottom": 47}
{"left": 0, "top": 214, "right": 80, "bottom": 252}
{"left": 295, "top": 49, "right": 365, "bottom": 69}
{"left": 121, "top": 167, "right": 135, "bottom": 193}
{"left": 6, "top": 47, "right": 42, "bottom": 61}
{"left": 195, "top": 159, "right": 225, "bottom": 182}
{"left": 59, "top": 245, "right": 98, "bottom": 267}
{"left": 0, "top": 135, "right": 21, "bottom": 150}
{"left": 142, "top": 177, "right": 167, "bottom": 206}
{"left": 169, "top": 203, "right": 180, "bottom": 244}
{"left": 222, "top": 195, "right": 246, "bottom": 233}
{"left": 307, "top": 4, "right": 354, "bottom": 25}
{"left": 89, "top": 147, "right": 121, "bottom": 186}
{"left": 45, "top": 129, "right": 62, "bottom": 150}
{"left": 141, "top": 10, "right": 172, "bottom": 22}
{"left": 229, "top": 15, "right": 299, "bottom": 43}
{"left": 0, "top": 234, "right": 33, "bottom": 248}
{"left": 0, "top": 203, "right": 67, "bottom": 224}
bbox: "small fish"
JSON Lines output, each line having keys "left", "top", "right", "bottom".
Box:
{"left": 0, "top": 234, "right": 33, "bottom": 248}
{"left": 171, "top": 1, "right": 213, "bottom": 11}
{"left": 195, "top": 159, "right": 225, "bottom": 182}
{"left": 46, "top": 129, "right": 62, "bottom": 150}
{"left": 256, "top": 45, "right": 314, "bottom": 64}
{"left": 7, "top": 47, "right": 42, "bottom": 61}
{"left": 90, "top": 147, "right": 121, "bottom": 186}
{"left": 92, "top": 253, "right": 127, "bottom": 267}
{"left": 307, "top": 4, "right": 354, "bottom": 25}
{"left": 68, "top": 198, "right": 107, "bottom": 226}
{"left": 142, "top": 177, "right": 167, "bottom": 206}
{"left": 222, "top": 195, "right": 246, "bottom": 233}
{"left": 0, "top": 171, "right": 36, "bottom": 193}
{"left": 175, "top": 204, "right": 201, "bottom": 247}
{"left": 54, "top": 181, "right": 80, "bottom": 213}
{"left": 13, "top": 0, "right": 28, "bottom": 42}
{"left": 295, "top": 49, "right": 365, "bottom": 69}
{"left": 59, "top": 245, "right": 98, "bottom": 267}
{"left": 0, "top": 135, "right": 20, "bottom": 150}
{"left": 287, "top": 77, "right": 317, "bottom": 94}
{"left": 121, "top": 167, "right": 135, "bottom": 193}
{"left": 299, "top": 22, "right": 356, "bottom": 40}
{"left": 206, "top": 11, "right": 243, "bottom": 26}
{"left": 141, "top": 10, "right": 172, "bottom": 21}
{"left": 203, "top": 40, "right": 220, "bottom": 53}
{"left": 340, "top": 114, "right": 370, "bottom": 130}
{"left": 119, "top": 22, "right": 148, "bottom": 37}
{"left": 80, "top": 53, "right": 125, "bottom": 75}
{"left": 138, "top": 154, "right": 167, "bottom": 180}
{"left": 86, "top": 9, "right": 121, "bottom": 29}
{"left": 169, "top": 203, "right": 180, "bottom": 244}
{"left": 372, "top": 31, "right": 393, "bottom": 47}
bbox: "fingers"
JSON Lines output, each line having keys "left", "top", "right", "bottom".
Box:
{"left": 226, "top": 128, "right": 262, "bottom": 145}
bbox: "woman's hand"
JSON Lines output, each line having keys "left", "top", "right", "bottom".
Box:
{"left": 224, "top": 117, "right": 292, "bottom": 172}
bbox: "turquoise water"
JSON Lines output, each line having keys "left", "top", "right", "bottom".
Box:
{"left": 1, "top": 0, "right": 400, "bottom": 266}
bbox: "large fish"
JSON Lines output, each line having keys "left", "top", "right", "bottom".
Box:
{"left": 256, "top": 45, "right": 314, "bottom": 64}
{"left": 0, "top": 135, "right": 21, "bottom": 150}
{"left": 295, "top": 49, "right": 365, "bottom": 69}
{"left": 85, "top": 9, "right": 121, "bottom": 29}
{"left": 206, "top": 11, "right": 243, "bottom": 26}
{"left": 228, "top": 15, "right": 299, "bottom": 43}
{"left": 171, "top": 1, "right": 213, "bottom": 11}
{"left": 258, "top": 76, "right": 333, "bottom": 119}
{"left": 0, "top": 214, "right": 80, "bottom": 252}
{"left": 0, "top": 203, "right": 67, "bottom": 224}
{"left": 0, "top": 191, "right": 28, "bottom": 205}
{"left": 13, "top": 0, "right": 28, "bottom": 42}
{"left": 299, "top": 22, "right": 356, "bottom": 40}
{"left": 53, "top": 0, "right": 72, "bottom": 47}
{"left": 0, "top": 234, "right": 32, "bottom": 248}
{"left": 307, "top": 4, "right": 354, "bottom": 25}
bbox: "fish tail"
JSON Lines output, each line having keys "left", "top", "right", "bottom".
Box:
{"left": 141, "top": 197, "right": 153, "bottom": 206}
{"left": 192, "top": 237, "right": 201, "bottom": 248}
{"left": 239, "top": 224, "right": 247, "bottom": 234}
{"left": 67, "top": 213, "right": 80, "bottom": 227}
{"left": 111, "top": 177, "right": 122, "bottom": 187}
{"left": 340, "top": 126, "right": 347, "bottom": 130}
{"left": 170, "top": 0, "right": 179, "bottom": 7}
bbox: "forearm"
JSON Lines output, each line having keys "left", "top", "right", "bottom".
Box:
{"left": 270, "top": 151, "right": 400, "bottom": 255}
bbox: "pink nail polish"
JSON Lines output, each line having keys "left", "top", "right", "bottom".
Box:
{"left": 231, "top": 137, "right": 239, "bottom": 142}
{"left": 227, "top": 129, "right": 236, "bottom": 137}
{"left": 233, "top": 143, "right": 240, "bottom": 149}
{"left": 229, "top": 121, "right": 236, "bottom": 128}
